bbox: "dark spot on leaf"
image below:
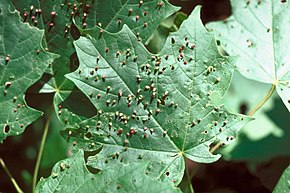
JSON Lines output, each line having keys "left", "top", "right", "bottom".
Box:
{"left": 4, "top": 125, "right": 10, "bottom": 133}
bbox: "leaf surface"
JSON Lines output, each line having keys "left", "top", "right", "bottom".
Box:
{"left": 207, "top": 0, "right": 290, "bottom": 111}
{"left": 273, "top": 164, "right": 290, "bottom": 193}
{"left": 77, "top": 0, "right": 180, "bottom": 43}
{"left": 0, "top": 0, "right": 58, "bottom": 142}
{"left": 36, "top": 150, "right": 182, "bottom": 193}
{"left": 60, "top": 6, "right": 251, "bottom": 184}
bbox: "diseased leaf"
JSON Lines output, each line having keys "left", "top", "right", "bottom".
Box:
{"left": 207, "top": 0, "right": 290, "bottom": 111}
{"left": 36, "top": 150, "right": 182, "bottom": 193}
{"left": 0, "top": 0, "right": 58, "bottom": 142}
{"left": 60, "top": 6, "right": 251, "bottom": 184}
{"left": 273, "top": 165, "right": 290, "bottom": 193}
{"left": 77, "top": 0, "right": 180, "bottom": 43}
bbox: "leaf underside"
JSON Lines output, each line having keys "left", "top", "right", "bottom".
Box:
{"left": 0, "top": 0, "right": 58, "bottom": 142}
{"left": 58, "top": 6, "right": 251, "bottom": 184}
{"left": 207, "top": 0, "right": 290, "bottom": 111}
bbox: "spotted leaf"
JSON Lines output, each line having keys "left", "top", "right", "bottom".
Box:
{"left": 36, "top": 150, "right": 182, "bottom": 193}
{"left": 0, "top": 0, "right": 58, "bottom": 142}
{"left": 60, "top": 6, "right": 251, "bottom": 184}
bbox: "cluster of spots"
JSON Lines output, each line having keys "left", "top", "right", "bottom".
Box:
{"left": 22, "top": 5, "right": 41, "bottom": 26}
{"left": 93, "top": 0, "right": 171, "bottom": 43}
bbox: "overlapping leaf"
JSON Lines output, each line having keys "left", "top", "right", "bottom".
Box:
{"left": 59, "top": 6, "right": 251, "bottom": 184}
{"left": 77, "top": 0, "right": 180, "bottom": 43}
{"left": 0, "top": 0, "right": 58, "bottom": 142}
{"left": 207, "top": 0, "right": 290, "bottom": 111}
{"left": 37, "top": 150, "right": 181, "bottom": 193}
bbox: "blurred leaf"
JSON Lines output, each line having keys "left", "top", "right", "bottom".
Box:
{"left": 0, "top": 0, "right": 58, "bottom": 142}
{"left": 207, "top": 0, "right": 290, "bottom": 111}
{"left": 36, "top": 150, "right": 182, "bottom": 193}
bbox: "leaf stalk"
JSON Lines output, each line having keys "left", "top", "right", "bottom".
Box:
{"left": 0, "top": 157, "right": 24, "bottom": 193}
{"left": 32, "top": 107, "right": 53, "bottom": 193}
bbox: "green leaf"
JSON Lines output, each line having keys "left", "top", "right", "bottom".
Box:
{"left": 146, "top": 12, "right": 187, "bottom": 53}
{"left": 212, "top": 72, "right": 290, "bottom": 161}
{"left": 60, "top": 6, "right": 251, "bottom": 184}
{"left": 207, "top": 0, "right": 290, "bottom": 111}
{"left": 78, "top": 0, "right": 180, "bottom": 43}
{"left": 0, "top": 0, "right": 58, "bottom": 142}
{"left": 36, "top": 150, "right": 182, "bottom": 193}
{"left": 273, "top": 165, "right": 290, "bottom": 193}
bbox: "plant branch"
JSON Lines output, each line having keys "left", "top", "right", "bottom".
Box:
{"left": 209, "top": 84, "right": 276, "bottom": 154}
{"left": 248, "top": 84, "right": 276, "bottom": 116}
{"left": 185, "top": 162, "right": 194, "bottom": 193}
{"left": 0, "top": 157, "right": 24, "bottom": 193}
{"left": 32, "top": 107, "right": 53, "bottom": 193}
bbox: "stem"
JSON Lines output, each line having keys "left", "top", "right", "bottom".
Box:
{"left": 0, "top": 157, "right": 24, "bottom": 193}
{"left": 209, "top": 84, "right": 276, "bottom": 154}
{"left": 185, "top": 163, "right": 194, "bottom": 193}
{"left": 32, "top": 108, "right": 53, "bottom": 193}
{"left": 248, "top": 84, "right": 276, "bottom": 116}
{"left": 210, "top": 141, "right": 222, "bottom": 154}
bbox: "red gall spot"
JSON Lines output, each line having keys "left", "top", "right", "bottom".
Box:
{"left": 31, "top": 15, "right": 35, "bottom": 22}
{"left": 136, "top": 15, "right": 140, "bottom": 22}
{"left": 130, "top": 127, "right": 136, "bottom": 135}
{"left": 139, "top": 1, "right": 143, "bottom": 7}
{"left": 17, "top": 104, "right": 21, "bottom": 108}
{"left": 105, "top": 47, "right": 109, "bottom": 53}
{"left": 183, "top": 60, "right": 187, "bottom": 65}
{"left": 51, "top": 11, "right": 57, "bottom": 17}
{"left": 144, "top": 11, "right": 148, "bottom": 16}
{"left": 118, "top": 19, "right": 122, "bottom": 26}
{"left": 5, "top": 82, "right": 11, "bottom": 88}
{"left": 157, "top": 2, "right": 164, "bottom": 7}
{"left": 117, "top": 129, "right": 123, "bottom": 135}
{"left": 128, "top": 8, "right": 133, "bottom": 16}
{"left": 117, "top": 184, "right": 121, "bottom": 189}
{"left": 143, "top": 133, "right": 147, "bottom": 138}
{"left": 58, "top": 105, "right": 62, "bottom": 109}
{"left": 143, "top": 127, "right": 147, "bottom": 131}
